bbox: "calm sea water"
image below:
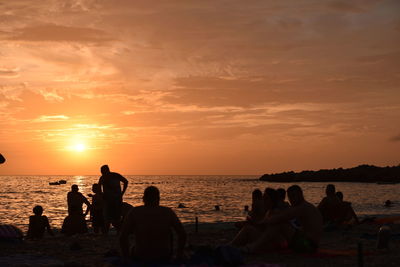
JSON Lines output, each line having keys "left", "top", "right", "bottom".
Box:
{"left": 1, "top": 175, "right": 399, "bottom": 232}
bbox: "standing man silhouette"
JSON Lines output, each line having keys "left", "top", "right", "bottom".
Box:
{"left": 98, "top": 164, "right": 128, "bottom": 233}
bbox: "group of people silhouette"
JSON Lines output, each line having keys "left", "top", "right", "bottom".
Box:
{"left": 231, "top": 184, "right": 359, "bottom": 254}
{"left": 26, "top": 164, "right": 187, "bottom": 264}
{"left": 24, "top": 163, "right": 359, "bottom": 265}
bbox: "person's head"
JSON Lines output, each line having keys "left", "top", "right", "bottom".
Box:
{"left": 252, "top": 189, "right": 263, "bottom": 201}
{"left": 336, "top": 191, "right": 344, "bottom": 201}
{"left": 143, "top": 186, "right": 160, "bottom": 206}
{"left": 100, "top": 164, "right": 110, "bottom": 175}
{"left": 325, "top": 184, "right": 336, "bottom": 196}
{"left": 33, "top": 205, "right": 43, "bottom": 215}
{"left": 71, "top": 184, "right": 79, "bottom": 192}
{"left": 277, "top": 188, "right": 286, "bottom": 201}
{"left": 264, "top": 187, "right": 279, "bottom": 209}
{"left": 92, "top": 183, "right": 100, "bottom": 193}
{"left": 287, "top": 185, "right": 304, "bottom": 206}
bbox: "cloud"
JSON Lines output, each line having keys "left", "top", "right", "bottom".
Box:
{"left": 8, "top": 24, "right": 114, "bottom": 43}
{"left": 33, "top": 115, "right": 69, "bottom": 122}
{"left": 37, "top": 89, "right": 64, "bottom": 102}
{"left": 0, "top": 68, "right": 19, "bottom": 78}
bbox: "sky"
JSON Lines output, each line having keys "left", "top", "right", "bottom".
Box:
{"left": 0, "top": 0, "right": 399, "bottom": 175}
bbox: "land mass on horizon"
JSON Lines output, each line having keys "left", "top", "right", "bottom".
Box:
{"left": 260, "top": 164, "right": 400, "bottom": 183}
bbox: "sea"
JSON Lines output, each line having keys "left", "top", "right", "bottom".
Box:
{"left": 1, "top": 175, "right": 399, "bottom": 232}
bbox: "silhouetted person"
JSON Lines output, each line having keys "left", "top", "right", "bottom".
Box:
{"left": 336, "top": 191, "right": 359, "bottom": 224}
{"left": 235, "top": 189, "right": 265, "bottom": 229}
{"left": 67, "top": 184, "right": 91, "bottom": 216}
{"left": 277, "top": 188, "right": 290, "bottom": 209}
{"left": 120, "top": 186, "right": 186, "bottom": 264}
{"left": 0, "top": 153, "right": 5, "bottom": 164}
{"left": 318, "top": 184, "right": 342, "bottom": 224}
{"left": 27, "top": 205, "right": 54, "bottom": 239}
{"left": 89, "top": 183, "right": 106, "bottom": 234}
{"left": 248, "top": 189, "right": 265, "bottom": 222}
{"left": 98, "top": 164, "right": 128, "bottom": 233}
{"left": 232, "top": 188, "right": 284, "bottom": 246}
{"left": 62, "top": 184, "right": 90, "bottom": 235}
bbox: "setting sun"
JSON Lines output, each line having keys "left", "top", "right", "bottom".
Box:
{"left": 74, "top": 143, "right": 86, "bottom": 152}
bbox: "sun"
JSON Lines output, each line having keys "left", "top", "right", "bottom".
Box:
{"left": 73, "top": 143, "right": 86, "bottom": 152}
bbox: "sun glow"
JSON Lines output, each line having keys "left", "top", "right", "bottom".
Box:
{"left": 74, "top": 143, "right": 86, "bottom": 152}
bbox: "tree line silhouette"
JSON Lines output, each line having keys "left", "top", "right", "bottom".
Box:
{"left": 259, "top": 164, "right": 400, "bottom": 183}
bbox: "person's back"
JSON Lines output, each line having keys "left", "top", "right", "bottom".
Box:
{"left": 67, "top": 185, "right": 89, "bottom": 215}
{"left": 128, "top": 205, "right": 180, "bottom": 261}
{"left": 120, "top": 186, "right": 186, "bottom": 264}
{"left": 318, "top": 184, "right": 341, "bottom": 223}
{"left": 293, "top": 200, "right": 323, "bottom": 245}
{"left": 27, "top": 206, "right": 53, "bottom": 239}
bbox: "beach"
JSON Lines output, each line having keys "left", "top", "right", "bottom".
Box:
{"left": 1, "top": 220, "right": 400, "bottom": 266}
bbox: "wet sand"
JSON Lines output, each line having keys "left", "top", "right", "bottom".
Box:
{"left": 1, "top": 221, "right": 400, "bottom": 266}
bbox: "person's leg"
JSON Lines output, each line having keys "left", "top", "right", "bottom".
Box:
{"left": 246, "top": 224, "right": 293, "bottom": 253}
{"left": 103, "top": 202, "right": 112, "bottom": 234}
{"left": 231, "top": 224, "right": 260, "bottom": 247}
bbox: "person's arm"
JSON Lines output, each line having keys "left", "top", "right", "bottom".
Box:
{"left": 171, "top": 210, "right": 186, "bottom": 260}
{"left": 264, "top": 205, "right": 303, "bottom": 224}
{"left": 317, "top": 197, "right": 326, "bottom": 210}
{"left": 27, "top": 216, "right": 33, "bottom": 238}
{"left": 120, "top": 175, "right": 128, "bottom": 196}
{"left": 348, "top": 203, "right": 359, "bottom": 223}
{"left": 82, "top": 195, "right": 91, "bottom": 216}
{"left": 98, "top": 176, "right": 104, "bottom": 194}
{"left": 44, "top": 216, "right": 54, "bottom": 236}
{"left": 119, "top": 210, "right": 134, "bottom": 260}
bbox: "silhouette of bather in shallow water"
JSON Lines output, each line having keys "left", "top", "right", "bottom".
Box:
{"left": 27, "top": 205, "right": 54, "bottom": 239}
{"left": 62, "top": 184, "right": 91, "bottom": 236}
{"left": 120, "top": 186, "right": 186, "bottom": 264}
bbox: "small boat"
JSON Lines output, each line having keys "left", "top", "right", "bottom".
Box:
{"left": 49, "top": 182, "right": 60, "bottom": 185}
{"left": 58, "top": 180, "right": 67, "bottom": 184}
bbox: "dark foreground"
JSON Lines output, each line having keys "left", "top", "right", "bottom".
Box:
{"left": 1, "top": 222, "right": 400, "bottom": 266}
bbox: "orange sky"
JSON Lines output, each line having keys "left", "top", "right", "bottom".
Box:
{"left": 0, "top": 0, "right": 399, "bottom": 175}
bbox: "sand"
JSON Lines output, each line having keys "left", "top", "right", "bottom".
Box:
{"left": 1, "top": 221, "right": 400, "bottom": 266}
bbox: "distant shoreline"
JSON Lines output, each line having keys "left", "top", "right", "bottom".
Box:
{"left": 260, "top": 164, "right": 400, "bottom": 183}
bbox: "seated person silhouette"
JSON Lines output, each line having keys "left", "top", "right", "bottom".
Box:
{"left": 231, "top": 188, "right": 286, "bottom": 247}
{"left": 27, "top": 205, "right": 54, "bottom": 239}
{"left": 277, "top": 188, "right": 290, "bottom": 209}
{"left": 235, "top": 189, "right": 265, "bottom": 229}
{"left": 336, "top": 191, "right": 359, "bottom": 224}
{"left": 248, "top": 189, "right": 266, "bottom": 222}
{"left": 62, "top": 184, "right": 91, "bottom": 235}
{"left": 317, "top": 184, "right": 342, "bottom": 224}
{"left": 120, "top": 186, "right": 186, "bottom": 264}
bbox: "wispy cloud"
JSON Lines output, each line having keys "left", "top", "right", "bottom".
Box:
{"left": 8, "top": 24, "right": 114, "bottom": 44}
{"left": 33, "top": 115, "right": 69, "bottom": 122}
{"left": 0, "top": 67, "right": 19, "bottom": 78}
